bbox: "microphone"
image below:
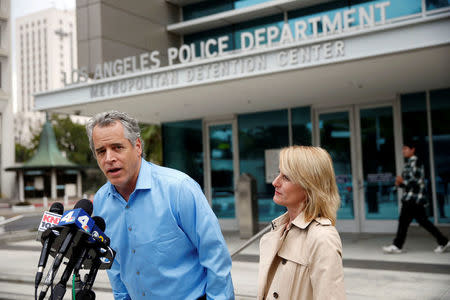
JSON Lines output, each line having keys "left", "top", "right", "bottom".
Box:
{"left": 36, "top": 202, "right": 64, "bottom": 241}
{"left": 35, "top": 202, "right": 64, "bottom": 288}
{"left": 79, "top": 227, "right": 114, "bottom": 300}
{"left": 39, "top": 199, "right": 93, "bottom": 300}
{"left": 73, "top": 216, "right": 106, "bottom": 297}
{"left": 51, "top": 216, "right": 108, "bottom": 300}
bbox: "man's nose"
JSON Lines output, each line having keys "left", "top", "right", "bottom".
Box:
{"left": 105, "top": 149, "right": 116, "bottom": 162}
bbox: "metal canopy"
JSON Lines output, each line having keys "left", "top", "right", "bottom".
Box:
{"left": 6, "top": 120, "right": 79, "bottom": 171}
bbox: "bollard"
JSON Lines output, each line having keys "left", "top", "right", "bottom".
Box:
{"left": 64, "top": 194, "right": 69, "bottom": 207}
{"left": 0, "top": 216, "right": 4, "bottom": 234}
{"left": 236, "top": 173, "right": 259, "bottom": 239}
{"left": 43, "top": 196, "right": 48, "bottom": 209}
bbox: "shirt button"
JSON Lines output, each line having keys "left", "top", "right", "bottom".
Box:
{"left": 142, "top": 292, "right": 145, "bottom": 296}
{"left": 125, "top": 205, "right": 129, "bottom": 209}
{"left": 128, "top": 227, "right": 132, "bottom": 231}
{"left": 273, "top": 292, "right": 279, "bottom": 298}
{"left": 136, "top": 271, "right": 140, "bottom": 275}
{"left": 132, "top": 249, "right": 136, "bottom": 254}
{"left": 281, "top": 258, "right": 287, "bottom": 265}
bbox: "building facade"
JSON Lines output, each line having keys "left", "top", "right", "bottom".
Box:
{"left": 35, "top": 0, "right": 450, "bottom": 233}
{"left": 0, "top": 0, "right": 16, "bottom": 199}
{"left": 15, "top": 8, "right": 77, "bottom": 144}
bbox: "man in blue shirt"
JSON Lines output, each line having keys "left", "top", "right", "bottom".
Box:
{"left": 86, "top": 111, "right": 234, "bottom": 299}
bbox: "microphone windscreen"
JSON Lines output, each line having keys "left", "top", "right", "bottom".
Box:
{"left": 74, "top": 199, "right": 93, "bottom": 216}
{"left": 49, "top": 202, "right": 64, "bottom": 215}
{"left": 76, "top": 290, "right": 95, "bottom": 300}
{"left": 92, "top": 216, "right": 106, "bottom": 232}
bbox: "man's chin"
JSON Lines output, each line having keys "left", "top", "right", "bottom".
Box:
{"left": 108, "top": 177, "right": 124, "bottom": 186}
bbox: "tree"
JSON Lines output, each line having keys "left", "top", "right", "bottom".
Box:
{"left": 15, "top": 115, "right": 163, "bottom": 194}
{"left": 50, "top": 114, "right": 97, "bottom": 166}
{"left": 140, "top": 124, "right": 162, "bottom": 165}
{"left": 15, "top": 126, "right": 41, "bottom": 162}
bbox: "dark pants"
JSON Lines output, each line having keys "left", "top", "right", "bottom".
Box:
{"left": 197, "top": 295, "right": 206, "bottom": 300}
{"left": 393, "top": 201, "right": 448, "bottom": 249}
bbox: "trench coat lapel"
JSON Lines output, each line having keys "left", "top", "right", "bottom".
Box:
{"left": 257, "top": 213, "right": 289, "bottom": 298}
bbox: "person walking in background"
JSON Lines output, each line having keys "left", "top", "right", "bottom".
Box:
{"left": 257, "top": 146, "right": 346, "bottom": 300}
{"left": 383, "top": 140, "right": 450, "bottom": 254}
{"left": 86, "top": 111, "right": 234, "bottom": 300}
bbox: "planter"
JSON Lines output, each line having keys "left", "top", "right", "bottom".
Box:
{"left": 12, "top": 204, "right": 35, "bottom": 212}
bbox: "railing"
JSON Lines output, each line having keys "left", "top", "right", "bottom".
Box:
{"left": 230, "top": 224, "right": 271, "bottom": 259}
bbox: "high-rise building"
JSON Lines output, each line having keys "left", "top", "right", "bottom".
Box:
{"left": 0, "top": 0, "right": 16, "bottom": 198}
{"left": 35, "top": 0, "right": 450, "bottom": 233}
{"left": 15, "top": 8, "right": 77, "bottom": 144}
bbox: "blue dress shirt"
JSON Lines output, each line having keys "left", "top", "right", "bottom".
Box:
{"left": 93, "top": 159, "right": 234, "bottom": 300}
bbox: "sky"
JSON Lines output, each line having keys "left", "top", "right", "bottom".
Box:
{"left": 12, "top": 0, "right": 75, "bottom": 19}
{"left": 11, "top": 0, "right": 76, "bottom": 112}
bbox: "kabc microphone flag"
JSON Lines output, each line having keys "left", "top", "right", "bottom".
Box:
{"left": 36, "top": 202, "right": 64, "bottom": 241}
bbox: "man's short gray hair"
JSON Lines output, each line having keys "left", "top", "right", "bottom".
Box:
{"left": 86, "top": 110, "right": 144, "bottom": 157}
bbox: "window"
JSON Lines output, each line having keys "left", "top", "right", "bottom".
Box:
{"left": 430, "top": 88, "right": 450, "bottom": 223}
{"left": 183, "top": 0, "right": 273, "bottom": 20}
{"left": 291, "top": 106, "right": 312, "bottom": 146}
{"left": 162, "top": 120, "right": 204, "bottom": 187}
{"left": 185, "top": 14, "right": 283, "bottom": 55}
{"left": 183, "top": 0, "right": 233, "bottom": 21}
{"left": 426, "top": 0, "right": 450, "bottom": 11}
{"left": 401, "top": 92, "right": 433, "bottom": 217}
{"left": 287, "top": 0, "right": 422, "bottom": 38}
{"left": 238, "top": 109, "right": 289, "bottom": 221}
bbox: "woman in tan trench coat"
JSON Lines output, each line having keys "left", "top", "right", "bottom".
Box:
{"left": 257, "top": 146, "right": 346, "bottom": 300}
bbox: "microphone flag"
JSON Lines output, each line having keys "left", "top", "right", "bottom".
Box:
{"left": 47, "top": 208, "right": 115, "bottom": 269}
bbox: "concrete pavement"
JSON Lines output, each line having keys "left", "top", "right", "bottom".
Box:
{"left": 0, "top": 207, "right": 449, "bottom": 299}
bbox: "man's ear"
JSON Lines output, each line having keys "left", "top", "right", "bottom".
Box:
{"left": 135, "top": 138, "right": 143, "bottom": 156}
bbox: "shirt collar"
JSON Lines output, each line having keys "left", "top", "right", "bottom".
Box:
{"left": 409, "top": 155, "right": 417, "bottom": 162}
{"left": 107, "top": 158, "right": 152, "bottom": 196}
{"left": 135, "top": 158, "right": 152, "bottom": 190}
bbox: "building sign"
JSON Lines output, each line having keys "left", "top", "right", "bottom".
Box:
{"left": 89, "top": 39, "right": 345, "bottom": 100}
{"left": 367, "top": 173, "right": 394, "bottom": 183}
{"left": 65, "top": 1, "right": 391, "bottom": 86}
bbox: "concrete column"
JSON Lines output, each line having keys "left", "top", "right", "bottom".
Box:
{"left": 18, "top": 170, "right": 24, "bottom": 202}
{"left": 77, "top": 171, "right": 82, "bottom": 197}
{"left": 51, "top": 169, "right": 57, "bottom": 199}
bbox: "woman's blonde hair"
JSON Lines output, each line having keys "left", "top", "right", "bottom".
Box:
{"left": 279, "top": 146, "right": 340, "bottom": 225}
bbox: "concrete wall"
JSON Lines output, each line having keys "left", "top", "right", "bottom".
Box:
{"left": 0, "top": 0, "right": 16, "bottom": 199}
{"left": 77, "top": 0, "right": 180, "bottom": 74}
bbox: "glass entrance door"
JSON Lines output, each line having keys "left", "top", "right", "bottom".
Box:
{"left": 316, "top": 103, "right": 400, "bottom": 232}
{"left": 204, "top": 120, "right": 239, "bottom": 223}
{"left": 316, "top": 107, "right": 359, "bottom": 232}
{"left": 358, "top": 105, "right": 399, "bottom": 232}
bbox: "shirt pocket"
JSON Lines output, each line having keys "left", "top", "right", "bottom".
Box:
{"left": 153, "top": 228, "right": 193, "bottom": 259}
